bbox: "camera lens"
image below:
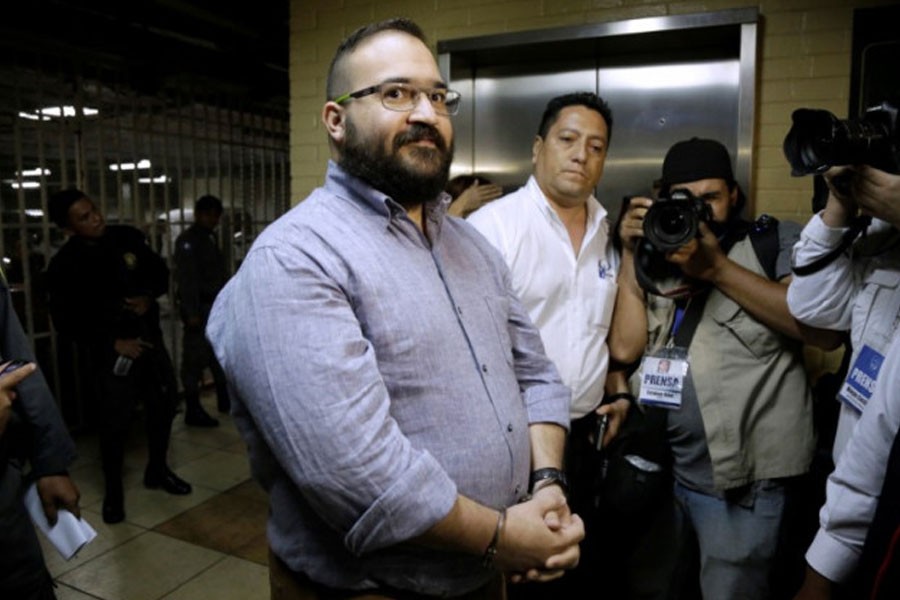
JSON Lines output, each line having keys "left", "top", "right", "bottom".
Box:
{"left": 644, "top": 201, "right": 698, "bottom": 251}
{"left": 783, "top": 104, "right": 898, "bottom": 176}
{"left": 657, "top": 207, "right": 688, "bottom": 236}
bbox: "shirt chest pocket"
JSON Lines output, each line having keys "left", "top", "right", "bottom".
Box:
{"left": 852, "top": 268, "right": 900, "bottom": 348}
{"left": 708, "top": 294, "right": 781, "bottom": 359}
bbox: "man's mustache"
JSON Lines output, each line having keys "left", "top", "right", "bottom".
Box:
{"left": 394, "top": 124, "right": 447, "bottom": 152}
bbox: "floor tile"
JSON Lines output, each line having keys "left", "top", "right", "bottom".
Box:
{"left": 54, "top": 582, "right": 103, "bottom": 600}
{"left": 153, "top": 481, "right": 268, "bottom": 565}
{"left": 174, "top": 449, "right": 252, "bottom": 492}
{"left": 40, "top": 509, "right": 146, "bottom": 578}
{"left": 57, "top": 531, "right": 225, "bottom": 600}
{"left": 49, "top": 389, "right": 271, "bottom": 599}
{"left": 117, "top": 482, "right": 223, "bottom": 529}
{"left": 160, "top": 555, "right": 269, "bottom": 600}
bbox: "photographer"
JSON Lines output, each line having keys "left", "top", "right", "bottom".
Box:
{"left": 786, "top": 165, "right": 900, "bottom": 598}
{"left": 788, "top": 165, "right": 900, "bottom": 458}
{"left": 609, "top": 137, "right": 841, "bottom": 599}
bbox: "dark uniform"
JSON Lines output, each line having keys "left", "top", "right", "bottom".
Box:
{"left": 1, "top": 270, "right": 76, "bottom": 599}
{"left": 173, "top": 222, "right": 230, "bottom": 413}
{"left": 47, "top": 225, "right": 186, "bottom": 522}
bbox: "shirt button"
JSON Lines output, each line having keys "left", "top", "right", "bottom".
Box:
{"left": 481, "top": 364, "right": 488, "bottom": 373}
{"left": 456, "top": 305, "right": 462, "bottom": 315}
{"left": 507, "top": 423, "right": 513, "bottom": 432}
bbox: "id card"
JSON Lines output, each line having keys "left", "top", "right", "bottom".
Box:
{"left": 638, "top": 347, "right": 688, "bottom": 410}
{"left": 838, "top": 344, "right": 885, "bottom": 414}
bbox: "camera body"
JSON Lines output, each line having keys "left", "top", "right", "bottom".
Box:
{"left": 642, "top": 187, "right": 713, "bottom": 252}
{"left": 783, "top": 100, "right": 900, "bottom": 176}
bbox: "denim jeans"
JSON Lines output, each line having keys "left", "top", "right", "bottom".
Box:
{"left": 674, "top": 479, "right": 786, "bottom": 600}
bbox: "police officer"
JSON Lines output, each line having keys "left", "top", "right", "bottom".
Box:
{"left": 47, "top": 189, "right": 191, "bottom": 525}
{"left": 174, "top": 195, "right": 230, "bottom": 426}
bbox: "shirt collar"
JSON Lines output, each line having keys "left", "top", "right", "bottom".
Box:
{"left": 324, "top": 160, "right": 452, "bottom": 235}
{"left": 524, "top": 175, "right": 608, "bottom": 230}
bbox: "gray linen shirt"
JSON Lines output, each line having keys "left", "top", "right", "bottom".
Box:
{"left": 206, "top": 161, "right": 570, "bottom": 596}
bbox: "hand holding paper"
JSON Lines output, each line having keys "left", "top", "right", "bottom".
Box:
{"left": 25, "top": 483, "right": 97, "bottom": 560}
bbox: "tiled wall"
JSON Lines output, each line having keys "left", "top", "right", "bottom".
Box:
{"left": 289, "top": 0, "right": 893, "bottom": 218}
{"left": 288, "top": 0, "right": 893, "bottom": 377}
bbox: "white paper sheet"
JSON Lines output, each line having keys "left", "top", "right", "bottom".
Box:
{"left": 24, "top": 483, "right": 97, "bottom": 560}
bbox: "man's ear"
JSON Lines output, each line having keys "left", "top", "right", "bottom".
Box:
{"left": 532, "top": 135, "right": 544, "bottom": 166}
{"left": 729, "top": 184, "right": 739, "bottom": 208}
{"left": 322, "top": 102, "right": 346, "bottom": 145}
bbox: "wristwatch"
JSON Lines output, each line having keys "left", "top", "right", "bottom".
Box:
{"left": 529, "top": 467, "right": 569, "bottom": 495}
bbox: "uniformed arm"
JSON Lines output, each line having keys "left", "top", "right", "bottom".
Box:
{"left": 0, "top": 360, "right": 35, "bottom": 437}
{"left": 1, "top": 280, "right": 80, "bottom": 524}
{"left": 47, "top": 247, "right": 117, "bottom": 343}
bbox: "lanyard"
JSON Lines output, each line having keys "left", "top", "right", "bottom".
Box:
{"left": 670, "top": 297, "right": 691, "bottom": 340}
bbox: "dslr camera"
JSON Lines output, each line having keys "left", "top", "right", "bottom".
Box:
{"left": 631, "top": 188, "right": 713, "bottom": 298}
{"left": 642, "top": 187, "right": 713, "bottom": 252}
{"left": 783, "top": 99, "right": 900, "bottom": 176}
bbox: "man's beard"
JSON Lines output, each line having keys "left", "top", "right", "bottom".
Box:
{"left": 340, "top": 119, "right": 453, "bottom": 208}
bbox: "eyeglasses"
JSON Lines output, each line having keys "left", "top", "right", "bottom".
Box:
{"left": 333, "top": 82, "right": 461, "bottom": 116}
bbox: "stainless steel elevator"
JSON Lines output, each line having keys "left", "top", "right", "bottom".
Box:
{"left": 439, "top": 8, "right": 758, "bottom": 224}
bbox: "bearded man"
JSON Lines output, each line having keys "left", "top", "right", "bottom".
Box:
{"left": 206, "top": 18, "right": 584, "bottom": 600}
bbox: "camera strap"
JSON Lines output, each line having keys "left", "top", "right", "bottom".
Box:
{"left": 792, "top": 215, "right": 871, "bottom": 276}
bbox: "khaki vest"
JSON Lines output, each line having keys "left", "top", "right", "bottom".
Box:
{"left": 644, "top": 236, "right": 814, "bottom": 490}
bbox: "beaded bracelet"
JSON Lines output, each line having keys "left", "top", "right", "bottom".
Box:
{"left": 482, "top": 507, "right": 506, "bottom": 569}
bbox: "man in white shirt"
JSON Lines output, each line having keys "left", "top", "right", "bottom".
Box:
{"left": 467, "top": 92, "right": 626, "bottom": 596}
{"left": 788, "top": 167, "right": 900, "bottom": 599}
{"left": 793, "top": 331, "right": 900, "bottom": 600}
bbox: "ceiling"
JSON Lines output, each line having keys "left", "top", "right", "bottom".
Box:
{"left": 1, "top": 0, "right": 289, "bottom": 108}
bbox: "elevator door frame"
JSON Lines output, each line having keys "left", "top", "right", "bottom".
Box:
{"left": 438, "top": 8, "right": 758, "bottom": 220}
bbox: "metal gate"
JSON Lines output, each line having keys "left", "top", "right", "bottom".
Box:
{"left": 0, "top": 54, "right": 289, "bottom": 428}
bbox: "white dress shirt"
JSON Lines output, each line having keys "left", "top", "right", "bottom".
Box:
{"left": 468, "top": 176, "right": 619, "bottom": 419}
{"left": 805, "top": 331, "right": 900, "bottom": 583}
{"left": 787, "top": 214, "right": 900, "bottom": 459}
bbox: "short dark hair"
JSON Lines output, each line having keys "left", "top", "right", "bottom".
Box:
{"left": 326, "top": 18, "right": 428, "bottom": 101}
{"left": 48, "top": 188, "right": 88, "bottom": 228}
{"left": 536, "top": 92, "right": 613, "bottom": 143}
{"left": 194, "top": 194, "right": 223, "bottom": 215}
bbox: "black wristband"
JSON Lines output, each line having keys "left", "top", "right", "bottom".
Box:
{"left": 604, "top": 392, "right": 635, "bottom": 405}
{"left": 529, "top": 467, "right": 569, "bottom": 495}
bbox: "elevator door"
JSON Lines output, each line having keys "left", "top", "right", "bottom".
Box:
{"left": 442, "top": 9, "right": 756, "bottom": 225}
{"left": 453, "top": 57, "right": 740, "bottom": 225}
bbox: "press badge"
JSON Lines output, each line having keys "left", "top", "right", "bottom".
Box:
{"left": 838, "top": 344, "right": 885, "bottom": 414}
{"left": 638, "top": 347, "right": 689, "bottom": 410}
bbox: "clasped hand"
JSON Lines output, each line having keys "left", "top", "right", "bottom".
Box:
{"left": 498, "top": 485, "right": 584, "bottom": 583}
